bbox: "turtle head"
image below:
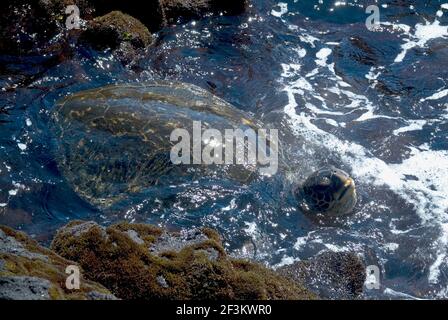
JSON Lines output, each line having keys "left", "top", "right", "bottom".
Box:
{"left": 296, "top": 167, "right": 357, "bottom": 216}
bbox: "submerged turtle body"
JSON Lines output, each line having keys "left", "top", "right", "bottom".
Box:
{"left": 52, "top": 81, "right": 273, "bottom": 208}
{"left": 52, "top": 81, "right": 357, "bottom": 216}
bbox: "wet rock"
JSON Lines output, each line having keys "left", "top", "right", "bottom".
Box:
{"left": 149, "top": 228, "right": 211, "bottom": 254}
{"left": 196, "top": 248, "right": 219, "bottom": 262}
{"left": 156, "top": 275, "right": 169, "bottom": 288}
{"left": 57, "top": 220, "right": 103, "bottom": 237}
{"left": 80, "top": 11, "right": 153, "bottom": 64}
{"left": 0, "top": 228, "right": 48, "bottom": 262}
{"left": 150, "top": 228, "right": 221, "bottom": 261}
{"left": 0, "top": 225, "right": 117, "bottom": 300}
{"left": 231, "top": 239, "right": 257, "bottom": 260}
{"left": 51, "top": 221, "right": 316, "bottom": 300}
{"left": 161, "top": 0, "right": 249, "bottom": 24}
{"left": 0, "top": 0, "right": 93, "bottom": 55}
{"left": 277, "top": 251, "right": 366, "bottom": 300}
{"left": 0, "top": 1, "right": 52, "bottom": 55}
{"left": 0, "top": 276, "right": 51, "bottom": 300}
{"left": 0, "top": 208, "right": 33, "bottom": 230}
{"left": 126, "top": 229, "right": 145, "bottom": 245}
{"left": 87, "top": 0, "right": 165, "bottom": 32}
{"left": 161, "top": 0, "right": 211, "bottom": 24}
{"left": 86, "top": 291, "right": 119, "bottom": 300}
{"left": 81, "top": 11, "right": 152, "bottom": 50}
{"left": 0, "top": 0, "right": 249, "bottom": 65}
{"left": 209, "top": 0, "right": 249, "bottom": 15}
{"left": 88, "top": 0, "right": 249, "bottom": 31}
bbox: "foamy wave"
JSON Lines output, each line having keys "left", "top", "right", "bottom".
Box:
{"left": 284, "top": 86, "right": 448, "bottom": 283}
{"left": 391, "top": 5, "right": 448, "bottom": 63}
{"left": 383, "top": 288, "right": 425, "bottom": 300}
{"left": 279, "top": 26, "right": 448, "bottom": 296}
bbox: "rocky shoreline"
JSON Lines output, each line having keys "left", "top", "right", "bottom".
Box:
{"left": 0, "top": 224, "right": 116, "bottom": 300}
{"left": 1, "top": 222, "right": 366, "bottom": 300}
{"left": 0, "top": 0, "right": 250, "bottom": 64}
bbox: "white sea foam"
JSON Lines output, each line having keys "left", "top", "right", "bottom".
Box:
{"left": 7, "top": 181, "right": 28, "bottom": 199}
{"left": 274, "top": 255, "right": 299, "bottom": 268}
{"left": 17, "top": 143, "right": 27, "bottom": 151}
{"left": 428, "top": 223, "right": 448, "bottom": 284}
{"left": 315, "top": 48, "right": 332, "bottom": 67}
{"left": 421, "top": 88, "right": 448, "bottom": 102}
{"left": 294, "top": 235, "right": 311, "bottom": 251}
{"left": 383, "top": 288, "right": 424, "bottom": 300}
{"left": 271, "top": 2, "right": 288, "bottom": 18}
{"left": 393, "top": 120, "right": 427, "bottom": 135}
{"left": 383, "top": 243, "right": 399, "bottom": 252}
{"left": 244, "top": 221, "right": 257, "bottom": 236}
{"left": 393, "top": 11, "right": 448, "bottom": 63}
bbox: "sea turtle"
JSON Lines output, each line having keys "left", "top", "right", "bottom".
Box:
{"left": 51, "top": 81, "right": 357, "bottom": 216}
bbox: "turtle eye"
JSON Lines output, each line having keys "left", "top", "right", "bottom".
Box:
{"left": 318, "top": 177, "right": 331, "bottom": 187}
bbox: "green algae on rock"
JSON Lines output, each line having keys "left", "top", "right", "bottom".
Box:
{"left": 51, "top": 221, "right": 316, "bottom": 300}
{"left": 82, "top": 11, "right": 153, "bottom": 48}
{"left": 80, "top": 10, "right": 153, "bottom": 64}
{"left": 0, "top": 225, "right": 117, "bottom": 300}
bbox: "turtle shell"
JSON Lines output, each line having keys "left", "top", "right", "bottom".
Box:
{"left": 52, "top": 81, "right": 277, "bottom": 208}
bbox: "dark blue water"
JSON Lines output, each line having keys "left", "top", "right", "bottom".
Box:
{"left": 1, "top": 0, "right": 448, "bottom": 299}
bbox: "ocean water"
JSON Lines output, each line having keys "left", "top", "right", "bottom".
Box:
{"left": 1, "top": 0, "right": 448, "bottom": 299}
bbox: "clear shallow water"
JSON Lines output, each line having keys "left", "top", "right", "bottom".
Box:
{"left": 1, "top": 0, "right": 448, "bottom": 299}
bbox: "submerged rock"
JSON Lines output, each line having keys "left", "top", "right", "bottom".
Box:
{"left": 51, "top": 221, "right": 316, "bottom": 300}
{"left": 277, "top": 251, "right": 366, "bottom": 300}
{"left": 0, "top": 225, "right": 117, "bottom": 300}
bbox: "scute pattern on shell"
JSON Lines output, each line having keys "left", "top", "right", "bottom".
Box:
{"left": 52, "top": 81, "right": 269, "bottom": 208}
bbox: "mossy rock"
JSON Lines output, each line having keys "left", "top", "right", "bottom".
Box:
{"left": 81, "top": 11, "right": 153, "bottom": 50}
{"left": 0, "top": 225, "right": 117, "bottom": 300}
{"left": 51, "top": 221, "right": 316, "bottom": 300}
{"left": 87, "top": 0, "right": 165, "bottom": 32}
